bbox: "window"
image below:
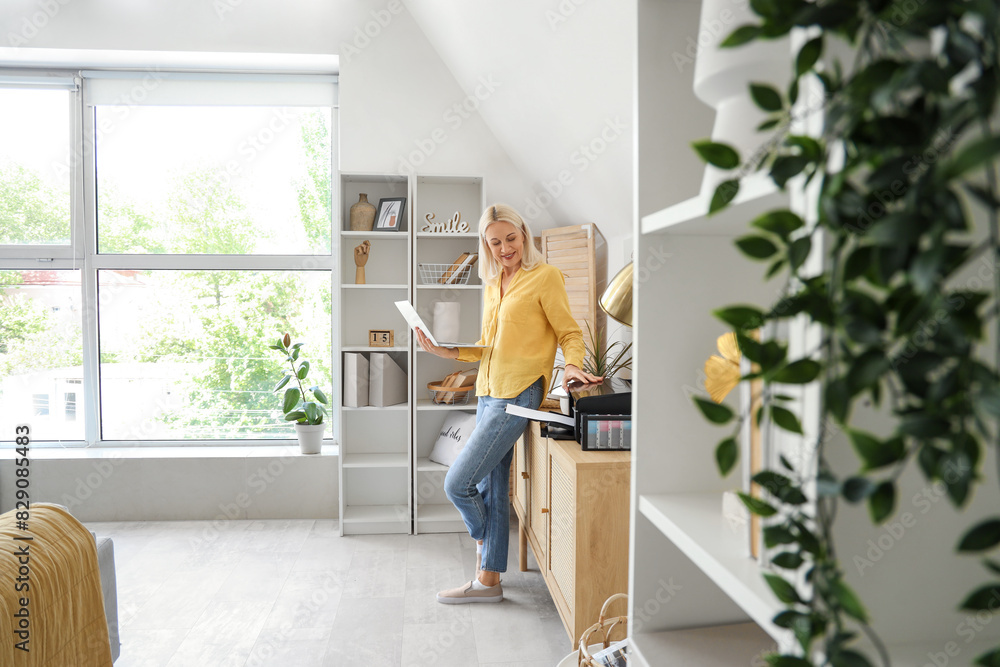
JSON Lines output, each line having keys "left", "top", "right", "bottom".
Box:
{"left": 0, "top": 67, "right": 338, "bottom": 446}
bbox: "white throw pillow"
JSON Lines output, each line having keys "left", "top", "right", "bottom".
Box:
{"left": 428, "top": 411, "right": 478, "bottom": 467}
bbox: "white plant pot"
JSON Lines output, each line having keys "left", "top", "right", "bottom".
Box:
{"left": 294, "top": 422, "right": 326, "bottom": 455}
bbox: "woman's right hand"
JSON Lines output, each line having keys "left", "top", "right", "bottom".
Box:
{"left": 415, "top": 328, "right": 459, "bottom": 360}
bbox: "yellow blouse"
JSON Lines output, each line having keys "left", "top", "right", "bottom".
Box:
{"left": 457, "top": 263, "right": 585, "bottom": 398}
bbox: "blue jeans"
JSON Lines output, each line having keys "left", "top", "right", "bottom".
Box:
{"left": 444, "top": 377, "right": 544, "bottom": 574}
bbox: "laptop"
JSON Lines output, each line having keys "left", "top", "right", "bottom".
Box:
{"left": 394, "top": 300, "right": 489, "bottom": 348}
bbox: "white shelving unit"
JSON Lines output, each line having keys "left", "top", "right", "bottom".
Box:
{"left": 337, "top": 173, "right": 412, "bottom": 535}
{"left": 411, "top": 175, "right": 484, "bottom": 534}
{"left": 629, "top": 2, "right": 1000, "bottom": 665}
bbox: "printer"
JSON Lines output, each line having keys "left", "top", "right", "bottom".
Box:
{"left": 545, "top": 376, "right": 631, "bottom": 450}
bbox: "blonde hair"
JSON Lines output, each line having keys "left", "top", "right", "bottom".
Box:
{"left": 477, "top": 203, "right": 545, "bottom": 285}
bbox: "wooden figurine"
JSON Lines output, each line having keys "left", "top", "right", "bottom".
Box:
{"left": 354, "top": 240, "right": 371, "bottom": 284}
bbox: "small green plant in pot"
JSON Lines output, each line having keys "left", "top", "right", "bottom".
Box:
{"left": 583, "top": 322, "right": 633, "bottom": 380}
{"left": 270, "top": 332, "right": 329, "bottom": 454}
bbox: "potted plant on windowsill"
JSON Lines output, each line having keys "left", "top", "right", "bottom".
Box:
{"left": 270, "top": 333, "right": 329, "bottom": 455}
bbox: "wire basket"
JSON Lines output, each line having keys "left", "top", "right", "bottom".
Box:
{"left": 576, "top": 594, "right": 628, "bottom": 666}
{"left": 419, "top": 263, "right": 473, "bottom": 285}
{"left": 427, "top": 382, "right": 474, "bottom": 405}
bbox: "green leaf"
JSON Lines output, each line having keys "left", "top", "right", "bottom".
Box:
{"left": 795, "top": 36, "right": 823, "bottom": 76}
{"left": 960, "top": 584, "right": 1000, "bottom": 611}
{"left": 297, "top": 360, "right": 310, "bottom": 380}
{"left": 751, "top": 209, "right": 805, "bottom": 239}
{"left": 772, "top": 359, "right": 821, "bottom": 384}
{"left": 771, "top": 552, "right": 805, "bottom": 569}
{"left": 941, "top": 136, "right": 1000, "bottom": 181}
{"left": 692, "top": 140, "right": 740, "bottom": 169}
{"left": 833, "top": 579, "right": 868, "bottom": 623}
{"left": 965, "top": 183, "right": 1000, "bottom": 210}
{"left": 283, "top": 410, "right": 306, "bottom": 422}
{"left": 273, "top": 375, "right": 291, "bottom": 393}
{"left": 268, "top": 344, "right": 283, "bottom": 350}
{"left": 868, "top": 481, "right": 896, "bottom": 523}
{"left": 764, "top": 526, "right": 797, "bottom": 547}
{"left": 787, "top": 236, "right": 812, "bottom": 271}
{"left": 765, "top": 656, "right": 813, "bottom": 667}
{"left": 848, "top": 430, "right": 904, "bottom": 471}
{"left": 738, "top": 491, "right": 778, "bottom": 517}
{"left": 831, "top": 649, "right": 875, "bottom": 667}
{"left": 312, "top": 387, "right": 329, "bottom": 405}
{"left": 720, "top": 24, "right": 761, "bottom": 47}
{"left": 847, "top": 349, "right": 889, "bottom": 392}
{"left": 958, "top": 519, "right": 1000, "bottom": 552}
{"left": 770, "top": 155, "right": 810, "bottom": 188}
{"left": 750, "top": 83, "right": 783, "bottom": 112}
{"left": 974, "top": 648, "right": 1000, "bottom": 667}
{"left": 825, "top": 378, "right": 851, "bottom": 423}
{"left": 291, "top": 346, "right": 301, "bottom": 361}
{"left": 771, "top": 405, "right": 803, "bottom": 434}
{"left": 985, "top": 560, "right": 1000, "bottom": 577}
{"left": 715, "top": 437, "right": 738, "bottom": 476}
{"left": 764, "top": 573, "right": 802, "bottom": 604}
{"left": 303, "top": 402, "right": 319, "bottom": 423}
{"left": 773, "top": 610, "right": 807, "bottom": 628}
{"left": 735, "top": 235, "right": 779, "bottom": 260}
{"left": 713, "top": 305, "right": 764, "bottom": 330}
{"left": 842, "top": 476, "right": 874, "bottom": 502}
{"left": 758, "top": 117, "right": 781, "bottom": 132}
{"left": 694, "top": 397, "right": 734, "bottom": 424}
{"left": 282, "top": 387, "right": 301, "bottom": 414}
{"left": 710, "top": 179, "right": 740, "bottom": 214}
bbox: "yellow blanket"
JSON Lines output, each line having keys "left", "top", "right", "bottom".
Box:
{"left": 0, "top": 503, "right": 112, "bottom": 666}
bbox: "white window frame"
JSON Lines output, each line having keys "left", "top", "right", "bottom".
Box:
{"left": 0, "top": 53, "right": 340, "bottom": 448}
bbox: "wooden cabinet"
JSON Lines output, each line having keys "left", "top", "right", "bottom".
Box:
{"left": 512, "top": 419, "right": 630, "bottom": 648}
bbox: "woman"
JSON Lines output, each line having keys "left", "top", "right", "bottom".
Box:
{"left": 416, "top": 203, "right": 602, "bottom": 604}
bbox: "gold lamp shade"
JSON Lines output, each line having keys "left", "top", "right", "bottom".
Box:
{"left": 600, "top": 262, "right": 633, "bottom": 327}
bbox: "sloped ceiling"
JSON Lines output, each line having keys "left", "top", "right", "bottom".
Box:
{"left": 402, "top": 1, "right": 635, "bottom": 244}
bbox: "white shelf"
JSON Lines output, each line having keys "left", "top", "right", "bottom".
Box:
{"left": 341, "top": 346, "right": 408, "bottom": 352}
{"left": 638, "top": 493, "right": 784, "bottom": 642}
{"left": 341, "top": 505, "right": 408, "bottom": 524}
{"left": 416, "top": 231, "right": 479, "bottom": 238}
{"left": 342, "top": 283, "right": 407, "bottom": 290}
{"left": 340, "top": 230, "right": 408, "bottom": 239}
{"left": 416, "top": 398, "right": 477, "bottom": 411}
{"left": 416, "top": 503, "right": 462, "bottom": 522}
{"left": 641, "top": 173, "right": 782, "bottom": 237}
{"left": 341, "top": 404, "right": 408, "bottom": 411}
{"left": 630, "top": 622, "right": 774, "bottom": 666}
{"left": 342, "top": 453, "right": 408, "bottom": 468}
{"left": 415, "top": 283, "right": 481, "bottom": 289}
{"left": 416, "top": 457, "right": 448, "bottom": 472}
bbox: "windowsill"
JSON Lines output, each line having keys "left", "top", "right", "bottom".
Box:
{"left": 0, "top": 443, "right": 339, "bottom": 460}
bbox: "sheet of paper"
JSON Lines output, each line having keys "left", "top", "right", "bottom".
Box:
{"left": 505, "top": 403, "right": 575, "bottom": 427}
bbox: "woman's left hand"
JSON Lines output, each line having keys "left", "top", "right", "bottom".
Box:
{"left": 563, "top": 364, "right": 603, "bottom": 391}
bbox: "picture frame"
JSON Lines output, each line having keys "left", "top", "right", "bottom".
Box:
{"left": 374, "top": 197, "right": 407, "bottom": 232}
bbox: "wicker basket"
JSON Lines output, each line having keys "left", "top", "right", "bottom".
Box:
{"left": 427, "top": 381, "right": 474, "bottom": 405}
{"left": 419, "top": 263, "right": 473, "bottom": 285}
{"left": 577, "top": 593, "right": 628, "bottom": 666}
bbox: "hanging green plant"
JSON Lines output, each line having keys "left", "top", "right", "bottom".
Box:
{"left": 691, "top": 1, "right": 1000, "bottom": 665}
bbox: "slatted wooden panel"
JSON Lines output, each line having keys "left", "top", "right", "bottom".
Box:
{"left": 540, "top": 224, "right": 607, "bottom": 360}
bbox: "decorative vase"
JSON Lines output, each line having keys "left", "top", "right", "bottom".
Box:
{"left": 349, "top": 193, "right": 376, "bottom": 231}
{"left": 693, "top": 0, "right": 790, "bottom": 198}
{"left": 294, "top": 422, "right": 325, "bottom": 455}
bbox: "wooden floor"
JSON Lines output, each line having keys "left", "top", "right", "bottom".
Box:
{"left": 86, "top": 517, "right": 572, "bottom": 666}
